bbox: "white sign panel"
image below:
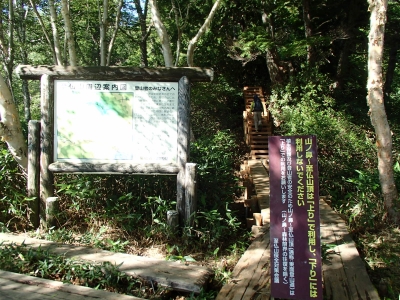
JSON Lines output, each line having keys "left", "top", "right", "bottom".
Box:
{"left": 54, "top": 80, "right": 178, "bottom": 163}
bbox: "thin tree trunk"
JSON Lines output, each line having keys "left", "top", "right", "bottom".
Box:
{"left": 134, "top": 0, "right": 150, "bottom": 67}
{"left": 49, "top": 0, "right": 63, "bottom": 65}
{"left": 22, "top": 79, "right": 31, "bottom": 121}
{"left": 29, "top": 0, "right": 57, "bottom": 64}
{"left": 302, "top": 0, "right": 316, "bottom": 66}
{"left": 106, "top": 0, "right": 124, "bottom": 66}
{"left": 367, "top": 0, "right": 399, "bottom": 224}
{"left": 335, "top": 41, "right": 350, "bottom": 90}
{"left": 100, "top": 0, "right": 108, "bottom": 66}
{"left": 149, "top": 0, "right": 174, "bottom": 67}
{"left": 171, "top": 0, "right": 182, "bottom": 66}
{"left": 383, "top": 38, "right": 398, "bottom": 101}
{"left": 261, "top": 4, "right": 287, "bottom": 85}
{"left": 7, "top": 0, "right": 14, "bottom": 88}
{"left": 0, "top": 0, "right": 15, "bottom": 94}
{"left": 335, "top": 1, "right": 358, "bottom": 90}
{"left": 187, "top": 0, "right": 222, "bottom": 67}
{"left": 16, "top": 0, "right": 32, "bottom": 121}
{"left": 61, "top": 0, "right": 77, "bottom": 66}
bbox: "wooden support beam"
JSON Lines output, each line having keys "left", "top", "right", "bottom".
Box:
{"left": 27, "top": 120, "right": 40, "bottom": 228}
{"left": 176, "top": 76, "right": 191, "bottom": 226}
{"left": 46, "top": 197, "right": 59, "bottom": 229}
{"left": 15, "top": 65, "right": 213, "bottom": 82}
{"left": 40, "top": 75, "right": 54, "bottom": 227}
{"left": 48, "top": 162, "right": 180, "bottom": 174}
{"left": 184, "top": 163, "right": 197, "bottom": 226}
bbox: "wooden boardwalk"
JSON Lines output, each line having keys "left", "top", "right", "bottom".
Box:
{"left": 0, "top": 270, "right": 143, "bottom": 300}
{"left": 217, "top": 160, "right": 380, "bottom": 300}
{"left": 0, "top": 233, "right": 212, "bottom": 296}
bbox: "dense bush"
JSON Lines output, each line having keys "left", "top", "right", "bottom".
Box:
{"left": 189, "top": 130, "right": 243, "bottom": 245}
{"left": 268, "top": 69, "right": 379, "bottom": 227}
{"left": 0, "top": 142, "right": 30, "bottom": 230}
{"left": 55, "top": 173, "right": 178, "bottom": 240}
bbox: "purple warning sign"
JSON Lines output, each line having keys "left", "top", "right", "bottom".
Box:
{"left": 269, "top": 135, "right": 322, "bottom": 300}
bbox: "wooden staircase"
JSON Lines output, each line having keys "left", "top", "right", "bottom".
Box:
{"left": 243, "top": 86, "right": 273, "bottom": 160}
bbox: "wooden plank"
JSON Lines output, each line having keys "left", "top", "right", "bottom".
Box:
{"left": 49, "top": 162, "right": 180, "bottom": 174}
{"left": 216, "top": 227, "right": 271, "bottom": 300}
{"left": 320, "top": 220, "right": 350, "bottom": 300}
{"left": 0, "top": 270, "right": 143, "bottom": 300}
{"left": 15, "top": 65, "right": 214, "bottom": 82}
{"left": 0, "top": 233, "right": 213, "bottom": 294}
{"left": 320, "top": 200, "right": 380, "bottom": 300}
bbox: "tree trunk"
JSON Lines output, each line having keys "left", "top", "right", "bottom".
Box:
{"left": 302, "top": 0, "right": 316, "bottom": 66}
{"left": 100, "top": 0, "right": 108, "bottom": 66}
{"left": 149, "top": 0, "right": 174, "bottom": 67}
{"left": 335, "top": 1, "right": 358, "bottom": 91}
{"left": 22, "top": 79, "right": 31, "bottom": 122}
{"left": 171, "top": 0, "right": 183, "bottom": 67}
{"left": 6, "top": 0, "right": 14, "bottom": 88}
{"left": 134, "top": 0, "right": 150, "bottom": 67}
{"left": 335, "top": 41, "right": 350, "bottom": 90}
{"left": 16, "top": 0, "right": 32, "bottom": 121}
{"left": 49, "top": 0, "right": 63, "bottom": 65}
{"left": 383, "top": 38, "right": 398, "bottom": 102}
{"left": 187, "top": 0, "right": 222, "bottom": 67}
{"left": 0, "top": 75, "right": 28, "bottom": 171}
{"left": 367, "top": 0, "right": 399, "bottom": 224}
{"left": 29, "top": 0, "right": 58, "bottom": 64}
{"left": 106, "top": 0, "right": 124, "bottom": 66}
{"left": 261, "top": 5, "right": 288, "bottom": 85}
{"left": 61, "top": 0, "right": 77, "bottom": 66}
{"left": 0, "top": 0, "right": 15, "bottom": 93}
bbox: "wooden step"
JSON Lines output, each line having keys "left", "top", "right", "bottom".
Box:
{"left": 251, "top": 141, "right": 268, "bottom": 145}
{"left": 251, "top": 146, "right": 268, "bottom": 150}
{"left": 251, "top": 151, "right": 269, "bottom": 157}
{"left": 250, "top": 132, "right": 271, "bottom": 136}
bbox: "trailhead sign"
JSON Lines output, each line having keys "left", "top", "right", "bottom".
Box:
{"left": 54, "top": 80, "right": 178, "bottom": 164}
{"left": 268, "top": 135, "right": 322, "bottom": 300}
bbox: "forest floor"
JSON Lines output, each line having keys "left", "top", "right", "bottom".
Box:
{"left": 354, "top": 226, "right": 400, "bottom": 299}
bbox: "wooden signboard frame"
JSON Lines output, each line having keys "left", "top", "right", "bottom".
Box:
{"left": 17, "top": 65, "right": 213, "bottom": 228}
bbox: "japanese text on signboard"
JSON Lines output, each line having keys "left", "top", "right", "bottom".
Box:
{"left": 269, "top": 135, "right": 322, "bottom": 300}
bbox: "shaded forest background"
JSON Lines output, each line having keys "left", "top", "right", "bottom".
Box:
{"left": 0, "top": 0, "right": 400, "bottom": 299}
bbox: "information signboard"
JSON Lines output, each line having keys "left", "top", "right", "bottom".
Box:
{"left": 54, "top": 80, "right": 178, "bottom": 164}
{"left": 269, "top": 135, "right": 322, "bottom": 300}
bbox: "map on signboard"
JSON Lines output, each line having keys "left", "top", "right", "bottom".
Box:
{"left": 54, "top": 80, "right": 178, "bottom": 164}
{"left": 56, "top": 91, "right": 134, "bottom": 160}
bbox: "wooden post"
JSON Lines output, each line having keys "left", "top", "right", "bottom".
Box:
{"left": 176, "top": 76, "right": 190, "bottom": 226}
{"left": 27, "top": 120, "right": 40, "bottom": 228}
{"left": 184, "top": 163, "right": 197, "bottom": 227}
{"left": 40, "top": 75, "right": 54, "bottom": 227}
{"left": 46, "top": 197, "right": 59, "bottom": 228}
{"left": 167, "top": 210, "right": 179, "bottom": 233}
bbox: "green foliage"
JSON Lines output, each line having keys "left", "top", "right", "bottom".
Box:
{"left": 0, "top": 143, "right": 31, "bottom": 229}
{"left": 341, "top": 170, "right": 384, "bottom": 231}
{"left": 54, "top": 174, "right": 177, "bottom": 237}
{"left": 188, "top": 130, "right": 243, "bottom": 246}
{"left": 191, "top": 130, "right": 240, "bottom": 204}
{"left": 191, "top": 79, "right": 244, "bottom": 138}
{"left": 269, "top": 69, "right": 376, "bottom": 198}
